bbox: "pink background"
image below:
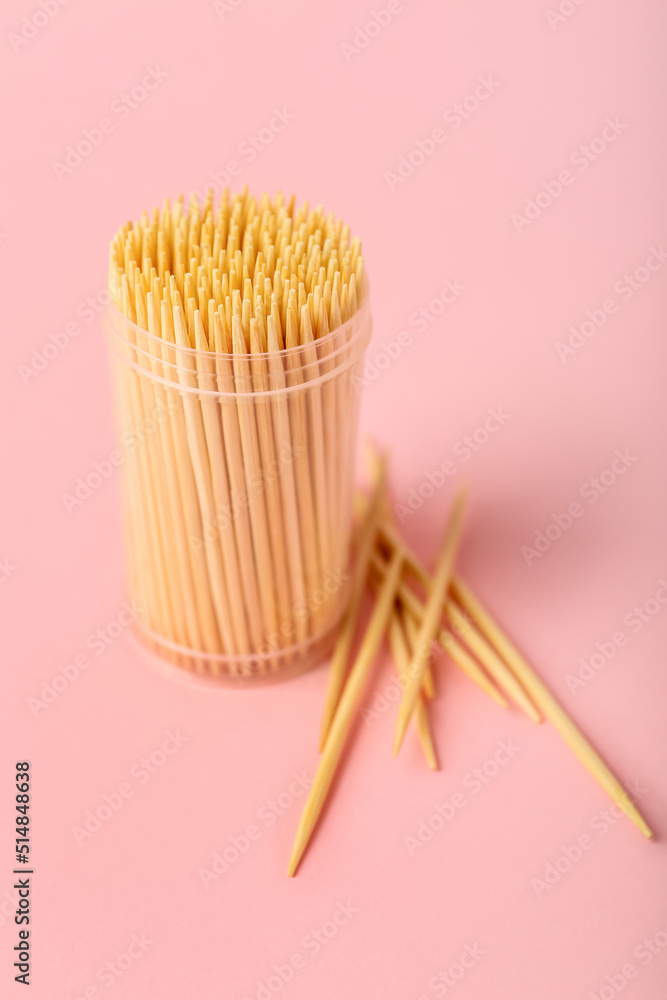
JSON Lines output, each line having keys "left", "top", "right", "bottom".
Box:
{"left": 2, "top": 0, "right": 667, "bottom": 997}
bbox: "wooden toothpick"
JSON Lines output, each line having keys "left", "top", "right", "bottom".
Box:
{"left": 450, "top": 578, "right": 652, "bottom": 838}
{"left": 375, "top": 516, "right": 540, "bottom": 721}
{"left": 110, "top": 189, "right": 366, "bottom": 675}
{"left": 393, "top": 490, "right": 467, "bottom": 756}
{"left": 288, "top": 549, "right": 403, "bottom": 876}
{"left": 388, "top": 607, "right": 438, "bottom": 770}
{"left": 318, "top": 453, "right": 387, "bottom": 751}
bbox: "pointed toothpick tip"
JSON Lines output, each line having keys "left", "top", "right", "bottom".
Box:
{"left": 393, "top": 717, "right": 408, "bottom": 757}
{"left": 626, "top": 805, "right": 652, "bottom": 839}
{"left": 287, "top": 840, "right": 304, "bottom": 877}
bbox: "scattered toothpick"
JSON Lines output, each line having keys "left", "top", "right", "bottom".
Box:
{"left": 318, "top": 453, "right": 388, "bottom": 750}
{"left": 393, "top": 490, "right": 467, "bottom": 756}
{"left": 288, "top": 549, "right": 403, "bottom": 876}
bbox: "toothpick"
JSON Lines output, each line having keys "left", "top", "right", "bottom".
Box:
{"left": 288, "top": 549, "right": 403, "bottom": 876}
{"left": 300, "top": 304, "right": 332, "bottom": 591}
{"left": 146, "top": 292, "right": 202, "bottom": 652}
{"left": 390, "top": 567, "right": 509, "bottom": 710}
{"left": 119, "top": 276, "right": 173, "bottom": 648}
{"left": 445, "top": 599, "right": 541, "bottom": 722}
{"left": 132, "top": 281, "right": 189, "bottom": 653}
{"left": 159, "top": 298, "right": 221, "bottom": 657}
{"left": 388, "top": 610, "right": 437, "bottom": 769}
{"left": 318, "top": 454, "right": 387, "bottom": 751}
{"left": 352, "top": 482, "right": 435, "bottom": 702}
{"left": 375, "top": 515, "right": 539, "bottom": 721}
{"left": 394, "top": 490, "right": 467, "bottom": 756}
{"left": 450, "top": 578, "right": 652, "bottom": 838}
{"left": 231, "top": 314, "right": 279, "bottom": 645}
{"left": 193, "top": 309, "right": 249, "bottom": 660}
{"left": 109, "top": 188, "right": 365, "bottom": 676}
{"left": 400, "top": 607, "right": 435, "bottom": 700}
{"left": 173, "top": 303, "right": 240, "bottom": 668}
{"left": 212, "top": 315, "right": 265, "bottom": 653}
{"left": 249, "top": 318, "right": 293, "bottom": 648}
{"left": 266, "top": 316, "right": 308, "bottom": 643}
{"left": 283, "top": 306, "right": 321, "bottom": 613}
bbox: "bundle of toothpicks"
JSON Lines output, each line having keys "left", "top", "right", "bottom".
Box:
{"left": 287, "top": 447, "right": 652, "bottom": 875}
{"left": 107, "top": 187, "right": 368, "bottom": 678}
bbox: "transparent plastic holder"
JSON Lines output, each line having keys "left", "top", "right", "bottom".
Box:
{"left": 103, "top": 291, "right": 372, "bottom": 684}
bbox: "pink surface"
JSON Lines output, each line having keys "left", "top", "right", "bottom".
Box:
{"left": 2, "top": 0, "right": 667, "bottom": 997}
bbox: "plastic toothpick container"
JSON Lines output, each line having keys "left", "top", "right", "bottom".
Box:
{"left": 103, "top": 287, "right": 372, "bottom": 684}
